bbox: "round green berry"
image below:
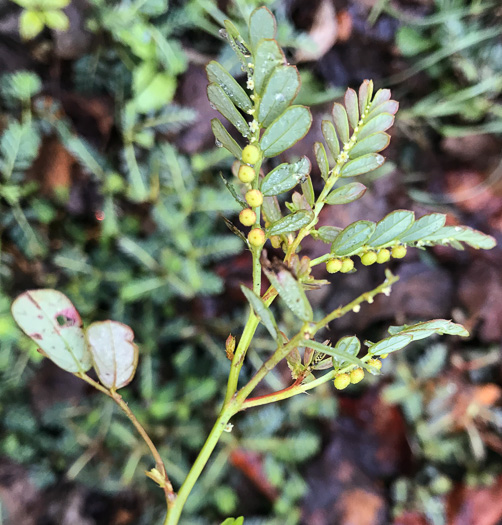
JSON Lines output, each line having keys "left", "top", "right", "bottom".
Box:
{"left": 245, "top": 189, "right": 264, "bottom": 208}
{"left": 391, "top": 245, "right": 407, "bottom": 259}
{"left": 376, "top": 248, "right": 391, "bottom": 264}
{"left": 368, "top": 358, "right": 382, "bottom": 371}
{"left": 239, "top": 209, "right": 256, "bottom": 227}
{"left": 350, "top": 368, "right": 365, "bottom": 384}
{"left": 361, "top": 251, "right": 377, "bottom": 266}
{"left": 242, "top": 144, "right": 261, "bottom": 165}
{"left": 326, "top": 258, "right": 343, "bottom": 274}
{"left": 248, "top": 228, "right": 265, "bottom": 247}
{"left": 340, "top": 258, "right": 354, "bottom": 273}
{"left": 334, "top": 373, "right": 351, "bottom": 390}
{"left": 238, "top": 165, "right": 255, "bottom": 183}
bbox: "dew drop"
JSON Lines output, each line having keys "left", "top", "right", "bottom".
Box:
{"left": 215, "top": 139, "right": 223, "bottom": 148}
{"left": 275, "top": 93, "right": 285, "bottom": 102}
{"left": 209, "top": 102, "right": 216, "bottom": 110}
{"left": 219, "top": 29, "right": 228, "bottom": 39}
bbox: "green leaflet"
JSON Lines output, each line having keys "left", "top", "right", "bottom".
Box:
{"left": 358, "top": 113, "right": 395, "bottom": 140}
{"left": 314, "top": 142, "right": 329, "bottom": 181}
{"left": 262, "top": 195, "right": 282, "bottom": 223}
{"left": 340, "top": 153, "right": 385, "bottom": 177}
{"left": 266, "top": 210, "right": 313, "bottom": 236}
{"left": 344, "top": 88, "right": 359, "bottom": 129}
{"left": 332, "top": 336, "right": 361, "bottom": 367}
{"left": 211, "top": 118, "right": 242, "bottom": 159}
{"left": 263, "top": 266, "right": 313, "bottom": 322}
{"left": 253, "top": 39, "right": 285, "bottom": 95}
{"left": 206, "top": 61, "right": 252, "bottom": 112}
{"left": 306, "top": 340, "right": 369, "bottom": 371}
{"left": 301, "top": 174, "right": 315, "bottom": 207}
{"left": 399, "top": 213, "right": 446, "bottom": 243}
{"left": 86, "top": 321, "right": 139, "bottom": 389}
{"left": 420, "top": 225, "right": 496, "bottom": 250}
{"left": 11, "top": 289, "right": 92, "bottom": 373}
{"left": 325, "top": 182, "right": 367, "bottom": 205}
{"left": 368, "top": 334, "right": 413, "bottom": 356}
{"left": 369, "top": 210, "right": 415, "bottom": 246}
{"left": 207, "top": 83, "right": 250, "bottom": 138}
{"left": 331, "top": 220, "right": 375, "bottom": 256}
{"left": 388, "top": 319, "right": 469, "bottom": 340}
{"left": 349, "top": 132, "right": 390, "bottom": 159}
{"left": 220, "top": 517, "right": 244, "bottom": 525}
{"left": 332, "top": 103, "right": 350, "bottom": 144}
{"left": 368, "top": 88, "right": 391, "bottom": 111}
{"left": 261, "top": 156, "right": 311, "bottom": 196}
{"left": 358, "top": 80, "right": 374, "bottom": 114}
{"left": 367, "top": 100, "right": 399, "bottom": 120}
{"left": 258, "top": 66, "right": 300, "bottom": 127}
{"left": 317, "top": 226, "right": 342, "bottom": 244}
{"left": 321, "top": 120, "right": 340, "bottom": 160}
{"left": 240, "top": 285, "right": 278, "bottom": 340}
{"left": 260, "top": 106, "right": 312, "bottom": 157}
{"left": 248, "top": 7, "right": 276, "bottom": 51}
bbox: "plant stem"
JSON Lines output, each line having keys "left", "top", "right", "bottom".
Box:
{"left": 163, "top": 402, "right": 238, "bottom": 525}
{"left": 76, "top": 373, "right": 175, "bottom": 508}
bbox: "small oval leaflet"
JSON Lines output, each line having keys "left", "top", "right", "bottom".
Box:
{"left": 207, "top": 83, "right": 250, "bottom": 138}
{"left": 340, "top": 153, "right": 385, "bottom": 178}
{"left": 325, "top": 182, "right": 367, "bottom": 205}
{"left": 258, "top": 66, "right": 300, "bottom": 127}
{"left": 332, "top": 336, "right": 361, "bottom": 367}
{"left": 331, "top": 220, "right": 376, "bottom": 256}
{"left": 86, "top": 321, "right": 139, "bottom": 390}
{"left": 260, "top": 106, "right": 312, "bottom": 157}
{"left": 240, "top": 285, "right": 278, "bottom": 340}
{"left": 253, "top": 39, "right": 285, "bottom": 95}
{"left": 263, "top": 266, "right": 313, "bottom": 322}
{"left": 211, "top": 119, "right": 242, "bottom": 159}
{"left": 369, "top": 210, "right": 415, "bottom": 247}
{"left": 261, "top": 156, "right": 311, "bottom": 196}
{"left": 11, "top": 289, "right": 91, "bottom": 373}
{"left": 248, "top": 7, "right": 276, "bottom": 51}
{"left": 266, "top": 210, "right": 313, "bottom": 236}
{"left": 349, "top": 132, "right": 390, "bottom": 159}
{"left": 399, "top": 213, "right": 446, "bottom": 243}
{"left": 206, "top": 61, "right": 252, "bottom": 112}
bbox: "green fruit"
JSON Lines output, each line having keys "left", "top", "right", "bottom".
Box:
{"left": 340, "top": 258, "right": 354, "bottom": 273}
{"left": 361, "top": 251, "right": 377, "bottom": 266}
{"left": 350, "top": 368, "right": 365, "bottom": 384}
{"left": 334, "top": 373, "right": 351, "bottom": 390}
{"left": 238, "top": 165, "right": 255, "bottom": 183}
{"left": 245, "top": 189, "right": 263, "bottom": 208}
{"left": 391, "top": 245, "right": 407, "bottom": 259}
{"left": 242, "top": 144, "right": 261, "bottom": 165}
{"left": 376, "top": 249, "right": 390, "bottom": 263}
{"left": 248, "top": 228, "right": 265, "bottom": 247}
{"left": 326, "top": 258, "right": 343, "bottom": 273}
{"left": 239, "top": 209, "right": 256, "bottom": 227}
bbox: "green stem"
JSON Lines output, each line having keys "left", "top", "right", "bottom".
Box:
{"left": 163, "top": 403, "right": 238, "bottom": 525}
